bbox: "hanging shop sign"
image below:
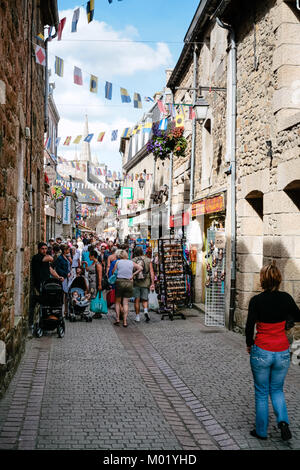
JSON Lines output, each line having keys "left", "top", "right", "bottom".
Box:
{"left": 169, "top": 212, "right": 190, "bottom": 228}
{"left": 62, "top": 196, "right": 71, "bottom": 224}
{"left": 192, "top": 194, "right": 225, "bottom": 217}
{"left": 121, "top": 187, "right": 133, "bottom": 200}
{"left": 45, "top": 166, "right": 57, "bottom": 186}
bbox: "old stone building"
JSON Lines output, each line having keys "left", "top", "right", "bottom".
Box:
{"left": 167, "top": 0, "right": 300, "bottom": 331}
{"left": 119, "top": 90, "right": 171, "bottom": 243}
{"left": 0, "top": 0, "right": 59, "bottom": 395}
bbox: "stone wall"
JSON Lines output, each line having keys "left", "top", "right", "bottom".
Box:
{"left": 233, "top": 0, "right": 300, "bottom": 330}
{"left": 0, "top": 0, "right": 48, "bottom": 396}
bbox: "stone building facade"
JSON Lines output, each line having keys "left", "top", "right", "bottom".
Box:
{"left": 119, "top": 96, "right": 171, "bottom": 243}
{"left": 167, "top": 0, "right": 300, "bottom": 331}
{"left": 0, "top": 0, "right": 59, "bottom": 396}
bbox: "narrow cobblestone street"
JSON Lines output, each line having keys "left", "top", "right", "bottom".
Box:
{"left": 0, "top": 306, "right": 299, "bottom": 452}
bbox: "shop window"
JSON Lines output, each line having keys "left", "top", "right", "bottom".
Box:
{"left": 284, "top": 180, "right": 300, "bottom": 211}
{"left": 245, "top": 190, "right": 263, "bottom": 220}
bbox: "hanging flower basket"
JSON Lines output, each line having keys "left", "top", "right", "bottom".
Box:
{"left": 50, "top": 185, "right": 67, "bottom": 201}
{"left": 147, "top": 122, "right": 187, "bottom": 160}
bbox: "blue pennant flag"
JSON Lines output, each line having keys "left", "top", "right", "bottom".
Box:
{"left": 105, "top": 81, "right": 113, "bottom": 100}
{"left": 71, "top": 8, "right": 80, "bottom": 32}
{"left": 120, "top": 88, "right": 131, "bottom": 103}
{"left": 111, "top": 130, "right": 118, "bottom": 141}
{"left": 84, "top": 133, "right": 94, "bottom": 143}
{"left": 158, "top": 118, "right": 168, "bottom": 131}
{"left": 133, "top": 92, "right": 142, "bottom": 109}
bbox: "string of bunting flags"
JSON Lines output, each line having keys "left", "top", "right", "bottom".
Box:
{"left": 55, "top": 157, "right": 154, "bottom": 183}
{"left": 36, "top": 0, "right": 123, "bottom": 43}
{"left": 44, "top": 106, "right": 194, "bottom": 151}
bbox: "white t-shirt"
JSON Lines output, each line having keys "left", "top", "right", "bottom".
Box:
{"left": 71, "top": 250, "right": 81, "bottom": 268}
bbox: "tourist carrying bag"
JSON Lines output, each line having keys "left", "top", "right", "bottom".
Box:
{"left": 148, "top": 290, "right": 159, "bottom": 311}
{"left": 90, "top": 292, "right": 108, "bottom": 314}
{"left": 108, "top": 270, "right": 118, "bottom": 285}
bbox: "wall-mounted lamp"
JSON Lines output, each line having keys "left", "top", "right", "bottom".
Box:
{"left": 138, "top": 175, "right": 145, "bottom": 190}
{"left": 193, "top": 97, "right": 209, "bottom": 122}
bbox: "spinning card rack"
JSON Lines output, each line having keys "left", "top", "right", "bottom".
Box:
{"left": 157, "top": 238, "right": 187, "bottom": 321}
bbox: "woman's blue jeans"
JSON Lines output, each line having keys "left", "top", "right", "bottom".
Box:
{"left": 250, "top": 345, "right": 290, "bottom": 437}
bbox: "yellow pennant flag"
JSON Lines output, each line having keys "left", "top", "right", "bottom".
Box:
{"left": 73, "top": 135, "right": 82, "bottom": 145}
{"left": 175, "top": 113, "right": 185, "bottom": 128}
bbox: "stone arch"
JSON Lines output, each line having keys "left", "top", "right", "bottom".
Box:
{"left": 283, "top": 179, "right": 300, "bottom": 211}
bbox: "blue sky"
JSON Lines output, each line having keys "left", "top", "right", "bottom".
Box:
{"left": 53, "top": 0, "right": 200, "bottom": 172}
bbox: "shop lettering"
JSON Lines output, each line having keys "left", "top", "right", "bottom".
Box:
{"left": 192, "top": 195, "right": 224, "bottom": 216}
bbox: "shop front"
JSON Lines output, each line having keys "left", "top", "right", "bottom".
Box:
{"left": 190, "top": 192, "right": 226, "bottom": 326}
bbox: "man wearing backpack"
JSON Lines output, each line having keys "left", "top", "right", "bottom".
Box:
{"left": 132, "top": 246, "right": 155, "bottom": 322}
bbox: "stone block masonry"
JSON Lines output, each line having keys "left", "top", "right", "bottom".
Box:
{"left": 0, "top": 0, "right": 54, "bottom": 397}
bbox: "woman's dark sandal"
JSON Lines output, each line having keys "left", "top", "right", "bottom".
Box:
{"left": 123, "top": 323, "right": 128, "bottom": 328}
{"left": 250, "top": 430, "right": 267, "bottom": 440}
{"left": 114, "top": 321, "right": 120, "bottom": 326}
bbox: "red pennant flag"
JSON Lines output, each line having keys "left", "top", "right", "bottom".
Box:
{"left": 158, "top": 100, "right": 167, "bottom": 114}
{"left": 189, "top": 106, "right": 196, "bottom": 120}
{"left": 74, "top": 66, "right": 83, "bottom": 85}
{"left": 57, "top": 17, "right": 66, "bottom": 41}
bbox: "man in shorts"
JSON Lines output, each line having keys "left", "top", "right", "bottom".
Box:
{"left": 132, "top": 246, "right": 155, "bottom": 323}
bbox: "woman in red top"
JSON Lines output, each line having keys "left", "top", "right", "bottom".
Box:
{"left": 246, "top": 261, "right": 300, "bottom": 441}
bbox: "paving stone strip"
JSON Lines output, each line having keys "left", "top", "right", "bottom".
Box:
{"left": 114, "top": 323, "right": 240, "bottom": 450}
{"left": 0, "top": 337, "right": 51, "bottom": 450}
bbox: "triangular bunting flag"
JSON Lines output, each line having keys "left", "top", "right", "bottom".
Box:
{"left": 105, "top": 82, "right": 112, "bottom": 100}
{"left": 35, "top": 45, "right": 46, "bottom": 66}
{"left": 74, "top": 66, "right": 83, "bottom": 85}
{"left": 97, "top": 132, "right": 105, "bottom": 142}
{"left": 86, "top": 0, "right": 95, "bottom": 23}
{"left": 72, "top": 8, "right": 80, "bottom": 32}
{"left": 175, "top": 113, "right": 185, "bottom": 128}
{"left": 84, "top": 134, "right": 94, "bottom": 143}
{"left": 120, "top": 88, "right": 131, "bottom": 103}
{"left": 73, "top": 135, "right": 82, "bottom": 144}
{"left": 133, "top": 92, "right": 142, "bottom": 109}
{"left": 90, "top": 75, "right": 98, "bottom": 93}
{"left": 57, "top": 17, "right": 66, "bottom": 41}
{"left": 55, "top": 56, "right": 64, "bottom": 77}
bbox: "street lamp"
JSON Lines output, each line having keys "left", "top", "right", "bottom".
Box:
{"left": 193, "top": 97, "right": 209, "bottom": 122}
{"left": 138, "top": 175, "right": 145, "bottom": 190}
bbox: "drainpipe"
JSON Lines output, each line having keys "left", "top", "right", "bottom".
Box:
{"left": 189, "top": 44, "right": 198, "bottom": 204}
{"left": 216, "top": 17, "right": 237, "bottom": 331}
{"left": 167, "top": 152, "right": 173, "bottom": 234}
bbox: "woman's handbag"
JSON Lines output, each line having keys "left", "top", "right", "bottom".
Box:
{"left": 108, "top": 270, "right": 118, "bottom": 285}
{"left": 102, "top": 274, "right": 111, "bottom": 291}
{"left": 90, "top": 292, "right": 108, "bottom": 314}
{"left": 107, "top": 289, "right": 116, "bottom": 307}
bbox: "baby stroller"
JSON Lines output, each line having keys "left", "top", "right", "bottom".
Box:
{"left": 34, "top": 279, "right": 65, "bottom": 338}
{"left": 68, "top": 277, "right": 93, "bottom": 322}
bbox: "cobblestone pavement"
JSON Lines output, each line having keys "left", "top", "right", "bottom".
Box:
{"left": 0, "top": 305, "right": 300, "bottom": 451}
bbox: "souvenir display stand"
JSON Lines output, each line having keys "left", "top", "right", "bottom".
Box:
{"left": 204, "top": 229, "right": 226, "bottom": 327}
{"left": 157, "top": 238, "right": 189, "bottom": 321}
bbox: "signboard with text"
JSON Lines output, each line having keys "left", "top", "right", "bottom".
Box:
{"left": 121, "top": 187, "right": 133, "bottom": 200}
{"left": 192, "top": 194, "right": 225, "bottom": 217}
{"left": 62, "top": 196, "right": 71, "bottom": 224}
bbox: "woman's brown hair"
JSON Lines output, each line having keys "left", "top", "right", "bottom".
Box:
{"left": 260, "top": 261, "right": 282, "bottom": 291}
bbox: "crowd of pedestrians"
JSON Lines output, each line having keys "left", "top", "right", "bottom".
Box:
{"left": 29, "top": 236, "right": 300, "bottom": 444}
{"left": 30, "top": 233, "right": 156, "bottom": 328}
